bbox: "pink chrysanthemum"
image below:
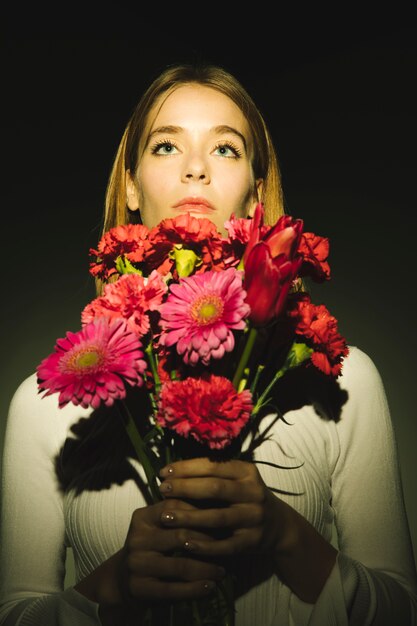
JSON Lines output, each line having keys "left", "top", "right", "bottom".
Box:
{"left": 158, "top": 268, "right": 250, "bottom": 365}
{"left": 156, "top": 374, "right": 253, "bottom": 449}
{"left": 82, "top": 271, "right": 167, "bottom": 338}
{"left": 37, "top": 318, "right": 147, "bottom": 409}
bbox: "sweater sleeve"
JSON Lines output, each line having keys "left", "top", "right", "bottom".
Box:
{"left": 0, "top": 374, "right": 102, "bottom": 625}
{"left": 305, "top": 347, "right": 417, "bottom": 625}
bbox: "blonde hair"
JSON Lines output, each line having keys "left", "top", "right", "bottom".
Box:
{"left": 101, "top": 63, "right": 284, "bottom": 236}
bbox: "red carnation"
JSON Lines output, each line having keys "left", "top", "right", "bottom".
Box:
{"left": 81, "top": 271, "right": 167, "bottom": 338}
{"left": 288, "top": 293, "right": 349, "bottom": 376}
{"left": 298, "top": 232, "right": 331, "bottom": 282}
{"left": 224, "top": 213, "right": 271, "bottom": 245}
{"left": 156, "top": 374, "right": 253, "bottom": 449}
{"left": 89, "top": 224, "right": 151, "bottom": 280}
{"left": 146, "top": 213, "right": 233, "bottom": 277}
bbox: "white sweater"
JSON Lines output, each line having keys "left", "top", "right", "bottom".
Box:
{"left": 0, "top": 347, "right": 416, "bottom": 625}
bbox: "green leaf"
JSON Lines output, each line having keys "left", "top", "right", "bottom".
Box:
{"left": 169, "top": 245, "right": 202, "bottom": 277}
{"left": 115, "top": 255, "right": 142, "bottom": 275}
{"left": 284, "top": 342, "right": 313, "bottom": 370}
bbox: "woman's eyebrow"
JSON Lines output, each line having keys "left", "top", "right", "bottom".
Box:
{"left": 146, "top": 124, "right": 247, "bottom": 150}
{"left": 147, "top": 125, "right": 183, "bottom": 142}
{"left": 212, "top": 125, "right": 247, "bottom": 151}
{"left": 144, "top": 125, "right": 182, "bottom": 148}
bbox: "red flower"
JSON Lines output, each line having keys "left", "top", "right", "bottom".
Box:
{"left": 146, "top": 213, "right": 232, "bottom": 277}
{"left": 81, "top": 271, "right": 167, "bottom": 338}
{"left": 89, "top": 224, "right": 151, "bottom": 280}
{"left": 243, "top": 203, "right": 303, "bottom": 326}
{"left": 223, "top": 213, "right": 270, "bottom": 267}
{"left": 156, "top": 374, "right": 253, "bottom": 449}
{"left": 298, "top": 232, "right": 331, "bottom": 282}
{"left": 288, "top": 293, "right": 349, "bottom": 376}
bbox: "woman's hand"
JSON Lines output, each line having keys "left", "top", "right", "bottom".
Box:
{"left": 119, "top": 498, "right": 226, "bottom": 604}
{"left": 158, "top": 457, "right": 290, "bottom": 558}
{"left": 158, "top": 457, "right": 338, "bottom": 603}
{"left": 76, "top": 498, "right": 226, "bottom": 622}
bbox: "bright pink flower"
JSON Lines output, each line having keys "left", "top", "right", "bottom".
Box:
{"left": 89, "top": 224, "right": 151, "bottom": 280}
{"left": 156, "top": 374, "right": 253, "bottom": 449}
{"left": 224, "top": 212, "right": 270, "bottom": 245}
{"left": 224, "top": 213, "right": 253, "bottom": 244}
{"left": 158, "top": 268, "right": 250, "bottom": 366}
{"left": 243, "top": 203, "right": 303, "bottom": 326}
{"left": 81, "top": 271, "right": 167, "bottom": 338}
{"left": 37, "top": 318, "right": 147, "bottom": 409}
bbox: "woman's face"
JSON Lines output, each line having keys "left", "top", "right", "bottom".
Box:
{"left": 126, "top": 84, "right": 262, "bottom": 234}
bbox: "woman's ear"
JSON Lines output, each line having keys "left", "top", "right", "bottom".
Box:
{"left": 248, "top": 179, "right": 264, "bottom": 217}
{"left": 125, "top": 170, "right": 140, "bottom": 211}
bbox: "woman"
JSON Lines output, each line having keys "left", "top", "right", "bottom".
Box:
{"left": 1, "top": 63, "right": 416, "bottom": 625}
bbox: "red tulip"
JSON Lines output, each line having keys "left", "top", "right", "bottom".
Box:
{"left": 243, "top": 204, "right": 303, "bottom": 326}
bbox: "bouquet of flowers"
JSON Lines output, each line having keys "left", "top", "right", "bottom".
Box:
{"left": 36, "top": 203, "right": 348, "bottom": 625}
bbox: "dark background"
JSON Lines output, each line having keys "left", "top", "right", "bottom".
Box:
{"left": 1, "top": 12, "right": 416, "bottom": 564}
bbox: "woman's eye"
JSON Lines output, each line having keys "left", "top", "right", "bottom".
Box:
{"left": 213, "top": 143, "right": 242, "bottom": 158}
{"left": 152, "top": 141, "right": 178, "bottom": 155}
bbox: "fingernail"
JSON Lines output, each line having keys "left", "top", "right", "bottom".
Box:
{"left": 216, "top": 566, "right": 226, "bottom": 579}
{"left": 161, "top": 512, "right": 175, "bottom": 524}
{"left": 159, "top": 482, "right": 172, "bottom": 493}
{"left": 160, "top": 465, "right": 174, "bottom": 478}
{"left": 203, "top": 581, "right": 216, "bottom": 591}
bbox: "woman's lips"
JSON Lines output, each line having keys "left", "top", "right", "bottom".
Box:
{"left": 172, "top": 197, "right": 216, "bottom": 214}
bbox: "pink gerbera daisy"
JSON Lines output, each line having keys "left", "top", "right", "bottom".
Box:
{"left": 156, "top": 374, "right": 253, "bottom": 449}
{"left": 158, "top": 268, "right": 250, "bottom": 365}
{"left": 37, "top": 318, "right": 147, "bottom": 409}
{"left": 81, "top": 271, "right": 167, "bottom": 338}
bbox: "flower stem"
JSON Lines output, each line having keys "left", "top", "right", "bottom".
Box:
{"left": 146, "top": 342, "right": 161, "bottom": 394}
{"left": 232, "top": 326, "right": 258, "bottom": 390}
{"left": 250, "top": 364, "right": 265, "bottom": 395}
{"left": 252, "top": 368, "right": 286, "bottom": 415}
{"left": 251, "top": 341, "right": 313, "bottom": 415}
{"left": 117, "top": 400, "right": 162, "bottom": 503}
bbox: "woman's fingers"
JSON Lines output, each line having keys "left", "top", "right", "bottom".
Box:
{"left": 160, "top": 458, "right": 247, "bottom": 480}
{"left": 127, "top": 502, "right": 215, "bottom": 553}
{"left": 156, "top": 460, "right": 286, "bottom": 558}
{"left": 159, "top": 475, "right": 264, "bottom": 504}
{"left": 121, "top": 500, "right": 225, "bottom": 604}
{"left": 159, "top": 459, "right": 265, "bottom": 505}
{"left": 128, "top": 551, "right": 225, "bottom": 583}
{"left": 181, "top": 527, "right": 263, "bottom": 557}
{"left": 160, "top": 502, "right": 264, "bottom": 530}
{"left": 128, "top": 577, "right": 217, "bottom": 602}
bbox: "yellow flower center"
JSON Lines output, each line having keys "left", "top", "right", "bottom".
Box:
{"left": 61, "top": 346, "right": 105, "bottom": 374}
{"left": 190, "top": 294, "right": 224, "bottom": 325}
{"left": 76, "top": 351, "right": 101, "bottom": 368}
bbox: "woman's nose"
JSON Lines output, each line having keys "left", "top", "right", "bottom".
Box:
{"left": 181, "top": 153, "right": 210, "bottom": 183}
